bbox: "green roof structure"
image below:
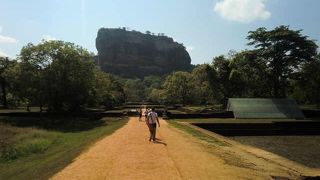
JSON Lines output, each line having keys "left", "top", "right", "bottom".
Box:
{"left": 227, "top": 98, "right": 304, "bottom": 119}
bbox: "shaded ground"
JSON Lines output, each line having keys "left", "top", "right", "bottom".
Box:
{"left": 230, "top": 136, "right": 320, "bottom": 168}
{"left": 52, "top": 116, "right": 313, "bottom": 180}
{"left": 182, "top": 118, "right": 320, "bottom": 168}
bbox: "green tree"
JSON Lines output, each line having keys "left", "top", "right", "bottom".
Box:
{"left": 143, "top": 75, "right": 165, "bottom": 101}
{"left": 247, "top": 26, "right": 318, "bottom": 97}
{"left": 19, "top": 40, "right": 96, "bottom": 111}
{"left": 163, "top": 71, "right": 194, "bottom": 105}
{"left": 0, "top": 57, "right": 17, "bottom": 108}
{"left": 17, "top": 46, "right": 47, "bottom": 111}
{"left": 143, "top": 76, "right": 163, "bottom": 89}
{"left": 123, "top": 79, "right": 145, "bottom": 102}
{"left": 229, "top": 50, "right": 270, "bottom": 97}
{"left": 191, "top": 64, "right": 218, "bottom": 104}
{"left": 212, "top": 55, "right": 239, "bottom": 102}
{"left": 148, "top": 88, "right": 166, "bottom": 104}
{"left": 2, "top": 61, "right": 25, "bottom": 107}
{"left": 93, "top": 70, "right": 125, "bottom": 108}
{"left": 293, "top": 53, "right": 320, "bottom": 105}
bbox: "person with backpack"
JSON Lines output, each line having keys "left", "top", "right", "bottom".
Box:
{"left": 146, "top": 108, "right": 160, "bottom": 142}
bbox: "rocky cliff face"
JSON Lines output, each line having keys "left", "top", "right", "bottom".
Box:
{"left": 95, "top": 28, "right": 192, "bottom": 78}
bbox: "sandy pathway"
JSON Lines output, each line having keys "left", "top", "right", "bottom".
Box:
{"left": 52, "top": 117, "right": 303, "bottom": 180}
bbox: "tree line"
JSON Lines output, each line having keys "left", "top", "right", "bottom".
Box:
{"left": 0, "top": 25, "right": 319, "bottom": 111}
{"left": 125, "top": 26, "right": 320, "bottom": 106}
{"left": 0, "top": 41, "right": 125, "bottom": 111}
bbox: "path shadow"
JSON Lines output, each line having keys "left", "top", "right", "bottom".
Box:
{"left": 301, "top": 176, "right": 320, "bottom": 180}
{"left": 0, "top": 115, "right": 116, "bottom": 132}
{"left": 152, "top": 139, "right": 167, "bottom": 146}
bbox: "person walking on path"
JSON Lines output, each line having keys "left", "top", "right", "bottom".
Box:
{"left": 144, "top": 107, "right": 149, "bottom": 121}
{"left": 145, "top": 108, "right": 152, "bottom": 134}
{"left": 146, "top": 108, "right": 160, "bottom": 142}
{"left": 139, "top": 108, "right": 142, "bottom": 121}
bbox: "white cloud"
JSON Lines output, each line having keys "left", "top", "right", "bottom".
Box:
{"left": 186, "top": 46, "right": 194, "bottom": 52}
{"left": 42, "top": 34, "right": 56, "bottom": 41}
{"left": 0, "top": 34, "right": 18, "bottom": 44}
{"left": 0, "top": 26, "right": 18, "bottom": 44}
{"left": 0, "top": 49, "right": 9, "bottom": 57}
{"left": 214, "top": 0, "right": 271, "bottom": 23}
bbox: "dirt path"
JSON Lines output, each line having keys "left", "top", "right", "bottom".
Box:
{"left": 52, "top": 117, "right": 307, "bottom": 180}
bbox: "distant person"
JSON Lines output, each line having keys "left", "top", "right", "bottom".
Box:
{"left": 139, "top": 108, "right": 142, "bottom": 121}
{"left": 146, "top": 108, "right": 160, "bottom": 142}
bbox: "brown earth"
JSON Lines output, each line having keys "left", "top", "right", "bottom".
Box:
{"left": 52, "top": 117, "right": 319, "bottom": 180}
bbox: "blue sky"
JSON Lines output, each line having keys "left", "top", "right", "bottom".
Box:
{"left": 0, "top": 0, "right": 319, "bottom": 64}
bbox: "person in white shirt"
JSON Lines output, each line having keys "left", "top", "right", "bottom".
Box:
{"left": 144, "top": 108, "right": 149, "bottom": 121}
{"left": 146, "top": 108, "right": 160, "bottom": 142}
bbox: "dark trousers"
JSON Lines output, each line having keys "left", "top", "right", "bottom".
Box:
{"left": 149, "top": 123, "right": 157, "bottom": 141}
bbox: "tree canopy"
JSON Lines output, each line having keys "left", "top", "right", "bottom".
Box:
{"left": 247, "top": 26, "right": 318, "bottom": 97}
{"left": 163, "top": 71, "right": 194, "bottom": 105}
{"left": 2, "top": 40, "right": 124, "bottom": 111}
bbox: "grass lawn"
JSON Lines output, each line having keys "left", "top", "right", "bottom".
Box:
{"left": 169, "top": 118, "right": 320, "bottom": 168}
{"left": 0, "top": 107, "right": 45, "bottom": 113}
{"left": 167, "top": 110, "right": 186, "bottom": 114}
{"left": 170, "top": 118, "right": 305, "bottom": 123}
{"left": 230, "top": 135, "right": 320, "bottom": 168}
{"left": 167, "top": 120, "right": 228, "bottom": 146}
{"left": 299, "top": 104, "right": 320, "bottom": 110}
{"left": 183, "top": 105, "right": 224, "bottom": 111}
{"left": 171, "top": 118, "right": 234, "bottom": 123}
{"left": 0, "top": 116, "right": 128, "bottom": 180}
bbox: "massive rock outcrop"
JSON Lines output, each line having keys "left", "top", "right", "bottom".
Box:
{"left": 95, "top": 28, "right": 192, "bottom": 78}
